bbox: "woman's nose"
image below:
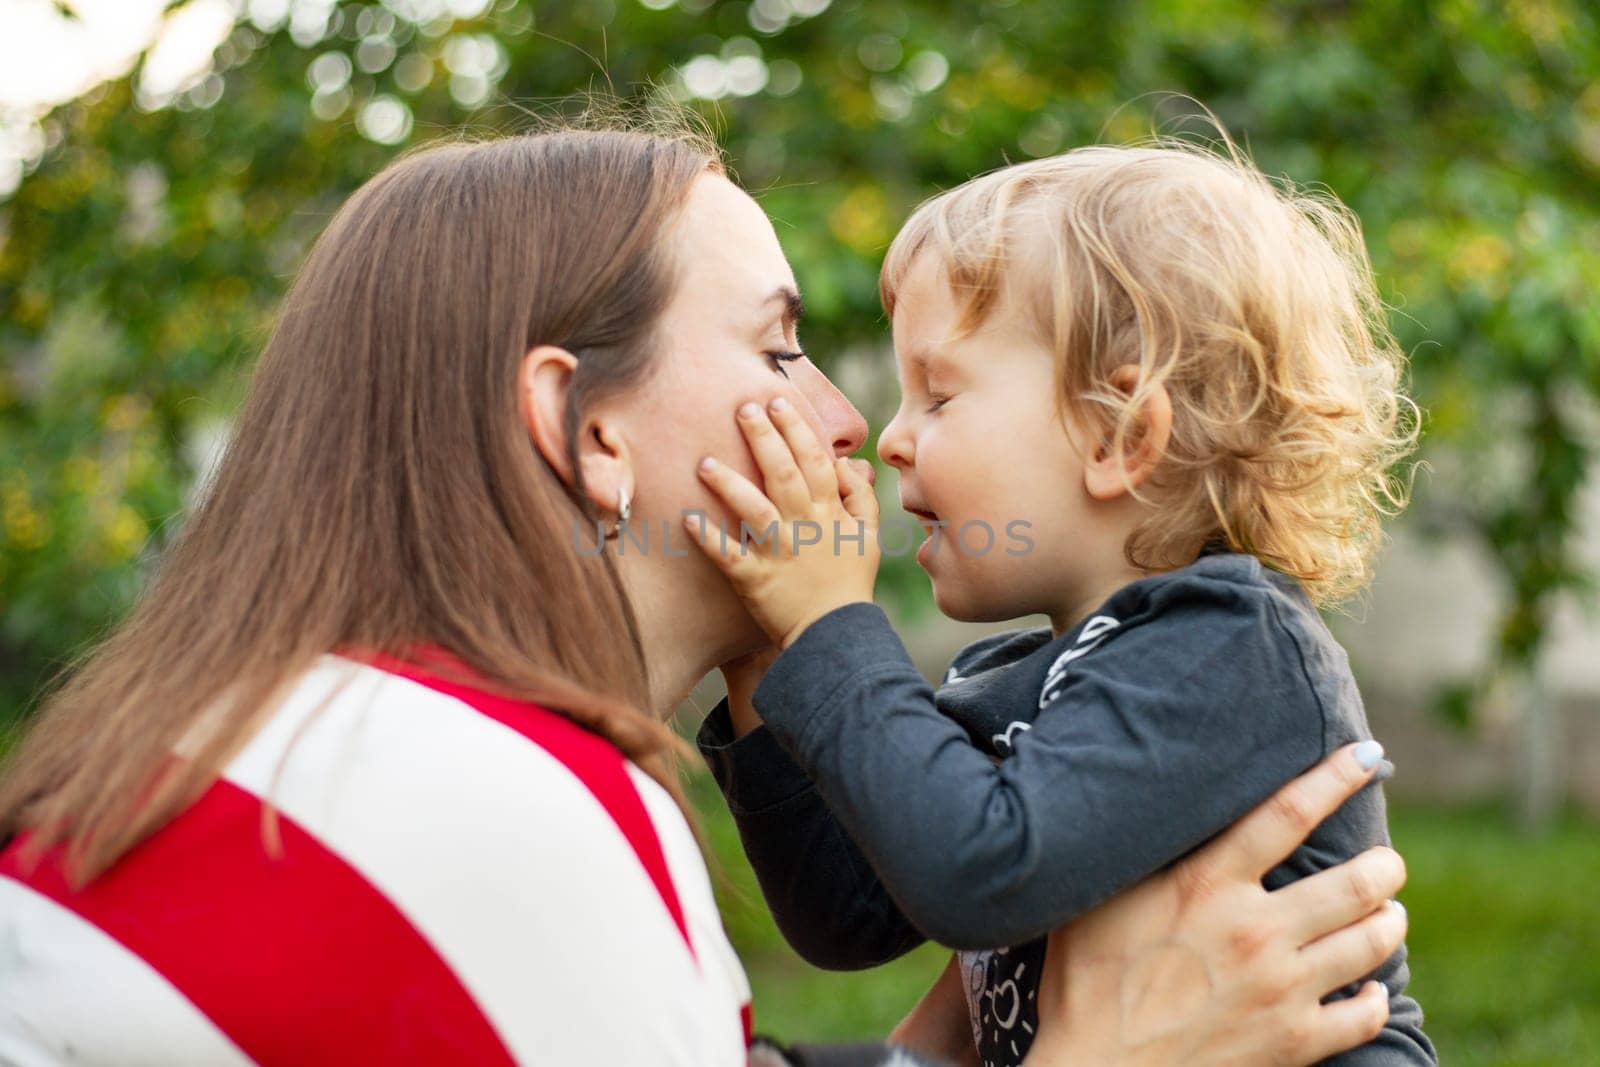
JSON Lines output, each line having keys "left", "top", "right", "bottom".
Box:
{"left": 795, "top": 359, "right": 868, "bottom": 457}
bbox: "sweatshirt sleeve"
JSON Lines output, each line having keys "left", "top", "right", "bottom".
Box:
{"left": 696, "top": 700, "right": 926, "bottom": 969}
{"left": 751, "top": 589, "right": 1324, "bottom": 951}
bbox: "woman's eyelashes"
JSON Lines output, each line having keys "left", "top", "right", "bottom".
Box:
{"left": 764, "top": 349, "right": 805, "bottom": 379}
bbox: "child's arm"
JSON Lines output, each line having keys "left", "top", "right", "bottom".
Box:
{"left": 737, "top": 592, "right": 1327, "bottom": 950}
{"left": 697, "top": 696, "right": 927, "bottom": 970}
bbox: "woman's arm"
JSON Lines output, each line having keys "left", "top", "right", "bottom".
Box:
{"left": 1024, "top": 744, "right": 1408, "bottom": 1065}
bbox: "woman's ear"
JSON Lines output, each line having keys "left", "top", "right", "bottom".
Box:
{"left": 576, "top": 422, "right": 632, "bottom": 520}
{"left": 519, "top": 345, "right": 632, "bottom": 516}
{"left": 520, "top": 345, "right": 580, "bottom": 482}
{"left": 1083, "top": 364, "right": 1173, "bottom": 502}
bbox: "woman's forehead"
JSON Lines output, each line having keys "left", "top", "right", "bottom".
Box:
{"left": 674, "top": 175, "right": 797, "bottom": 312}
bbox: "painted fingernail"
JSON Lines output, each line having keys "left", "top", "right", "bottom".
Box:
{"left": 699, "top": 457, "right": 717, "bottom": 472}
{"left": 1390, "top": 899, "right": 1407, "bottom": 921}
{"left": 770, "top": 395, "right": 789, "bottom": 412}
{"left": 738, "top": 402, "right": 760, "bottom": 419}
{"left": 1354, "top": 740, "right": 1385, "bottom": 770}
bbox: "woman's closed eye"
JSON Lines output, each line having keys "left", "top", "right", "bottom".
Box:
{"left": 765, "top": 349, "right": 805, "bottom": 379}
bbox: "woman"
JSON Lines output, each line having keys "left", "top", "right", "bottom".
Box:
{"left": 0, "top": 122, "right": 1406, "bottom": 1065}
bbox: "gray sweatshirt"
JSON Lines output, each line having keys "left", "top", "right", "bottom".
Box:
{"left": 698, "top": 552, "right": 1434, "bottom": 1066}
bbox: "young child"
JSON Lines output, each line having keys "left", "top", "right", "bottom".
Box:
{"left": 686, "top": 141, "right": 1434, "bottom": 1066}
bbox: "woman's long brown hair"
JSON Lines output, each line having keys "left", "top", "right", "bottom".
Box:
{"left": 0, "top": 125, "right": 720, "bottom": 886}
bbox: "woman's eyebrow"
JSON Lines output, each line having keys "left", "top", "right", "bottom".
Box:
{"left": 762, "top": 285, "right": 805, "bottom": 330}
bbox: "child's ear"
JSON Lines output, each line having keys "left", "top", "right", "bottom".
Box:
{"left": 1083, "top": 364, "right": 1173, "bottom": 502}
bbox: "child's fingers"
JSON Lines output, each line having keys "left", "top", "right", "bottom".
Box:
{"left": 680, "top": 507, "right": 751, "bottom": 577}
{"left": 767, "top": 397, "right": 839, "bottom": 504}
{"left": 696, "top": 456, "right": 781, "bottom": 533}
{"left": 736, "top": 402, "right": 811, "bottom": 516}
{"left": 836, "top": 458, "right": 879, "bottom": 523}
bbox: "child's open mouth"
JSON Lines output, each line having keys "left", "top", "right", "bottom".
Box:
{"left": 902, "top": 505, "right": 943, "bottom": 566}
{"left": 902, "top": 505, "right": 941, "bottom": 533}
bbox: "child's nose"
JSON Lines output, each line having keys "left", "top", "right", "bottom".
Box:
{"left": 876, "top": 412, "right": 913, "bottom": 469}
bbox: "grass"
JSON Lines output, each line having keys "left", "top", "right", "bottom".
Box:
{"left": 1390, "top": 805, "right": 1600, "bottom": 1066}
{"left": 692, "top": 772, "right": 1600, "bottom": 1064}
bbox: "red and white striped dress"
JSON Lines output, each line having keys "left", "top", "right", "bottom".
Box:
{"left": 0, "top": 653, "right": 752, "bottom": 1065}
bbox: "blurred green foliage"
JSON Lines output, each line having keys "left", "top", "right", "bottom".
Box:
{"left": 2, "top": 0, "right": 1598, "bottom": 724}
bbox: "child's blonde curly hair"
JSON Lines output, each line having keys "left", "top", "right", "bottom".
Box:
{"left": 881, "top": 139, "right": 1419, "bottom": 606}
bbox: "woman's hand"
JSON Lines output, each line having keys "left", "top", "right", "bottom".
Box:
{"left": 686, "top": 397, "right": 880, "bottom": 649}
{"left": 1025, "top": 743, "right": 1407, "bottom": 1066}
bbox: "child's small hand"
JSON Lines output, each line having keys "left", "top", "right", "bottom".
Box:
{"left": 685, "top": 396, "right": 880, "bottom": 649}
{"left": 718, "top": 645, "right": 781, "bottom": 738}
